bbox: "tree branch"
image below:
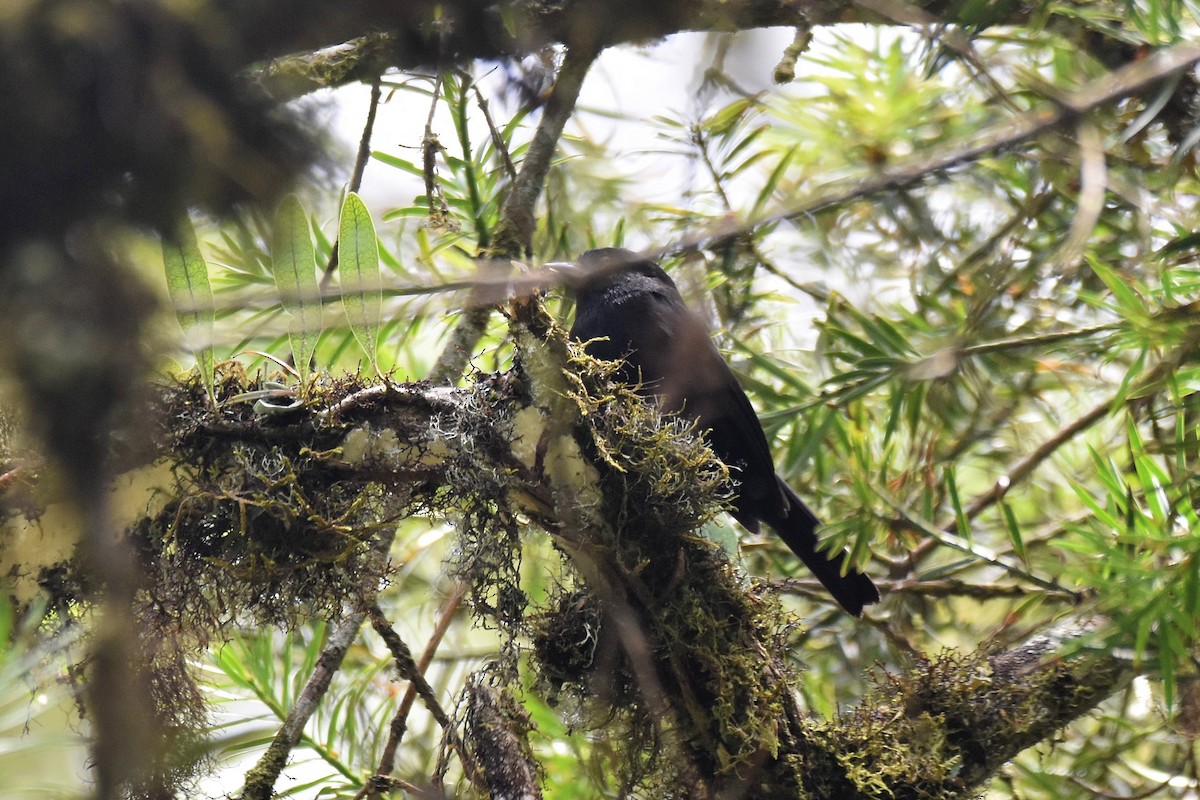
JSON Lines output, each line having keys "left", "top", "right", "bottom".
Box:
{"left": 1, "top": 365, "right": 1147, "bottom": 797}
{"left": 653, "top": 42, "right": 1200, "bottom": 261}
{"left": 238, "top": 611, "right": 368, "bottom": 800}
{"left": 811, "top": 616, "right": 1131, "bottom": 797}
{"left": 429, "top": 43, "right": 599, "bottom": 383}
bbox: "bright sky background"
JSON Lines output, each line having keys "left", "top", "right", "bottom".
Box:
{"left": 326, "top": 29, "right": 797, "bottom": 220}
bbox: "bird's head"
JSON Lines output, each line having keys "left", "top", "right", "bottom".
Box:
{"left": 547, "top": 247, "right": 675, "bottom": 299}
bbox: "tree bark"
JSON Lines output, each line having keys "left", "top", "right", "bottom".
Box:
{"left": 1, "top": 369, "right": 1133, "bottom": 797}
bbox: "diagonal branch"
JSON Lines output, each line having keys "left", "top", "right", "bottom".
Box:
{"left": 906, "top": 318, "right": 1200, "bottom": 568}
{"left": 655, "top": 42, "right": 1200, "bottom": 261}
{"left": 361, "top": 579, "right": 469, "bottom": 799}
{"left": 238, "top": 611, "right": 368, "bottom": 800}
{"left": 429, "top": 43, "right": 600, "bottom": 384}
{"left": 366, "top": 601, "right": 484, "bottom": 789}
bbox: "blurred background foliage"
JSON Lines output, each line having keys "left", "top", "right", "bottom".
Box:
{"left": 4, "top": 0, "right": 1200, "bottom": 797}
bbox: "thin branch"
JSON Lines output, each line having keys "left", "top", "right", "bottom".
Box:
{"left": 365, "top": 579, "right": 469, "bottom": 798}
{"left": 958, "top": 321, "right": 1120, "bottom": 358}
{"left": 428, "top": 42, "right": 599, "bottom": 384}
{"left": 654, "top": 42, "right": 1200, "bottom": 262}
{"left": 366, "top": 601, "right": 484, "bottom": 789}
{"left": 691, "top": 123, "right": 828, "bottom": 304}
{"left": 875, "top": 483, "right": 1079, "bottom": 596}
{"left": 350, "top": 77, "right": 383, "bottom": 196}
{"left": 931, "top": 191, "right": 1054, "bottom": 297}
{"left": 458, "top": 67, "right": 519, "bottom": 182}
{"left": 238, "top": 610, "right": 368, "bottom": 800}
{"left": 778, "top": 576, "right": 1081, "bottom": 601}
{"left": 491, "top": 42, "right": 600, "bottom": 256}
{"left": 962, "top": 397, "right": 1111, "bottom": 522}
{"left": 420, "top": 75, "right": 454, "bottom": 229}
{"left": 907, "top": 321, "right": 1200, "bottom": 566}
{"left": 321, "top": 75, "right": 383, "bottom": 291}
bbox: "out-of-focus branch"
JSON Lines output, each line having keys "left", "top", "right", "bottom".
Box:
{"left": 241, "top": 2, "right": 820, "bottom": 101}
{"left": 656, "top": 41, "right": 1200, "bottom": 261}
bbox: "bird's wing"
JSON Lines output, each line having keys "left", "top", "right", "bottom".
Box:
{"left": 654, "top": 309, "right": 788, "bottom": 521}
{"left": 571, "top": 281, "right": 786, "bottom": 518}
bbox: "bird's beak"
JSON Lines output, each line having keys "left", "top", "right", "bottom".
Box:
{"left": 544, "top": 260, "right": 582, "bottom": 291}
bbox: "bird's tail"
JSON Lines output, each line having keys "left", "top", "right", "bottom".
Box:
{"left": 765, "top": 480, "right": 880, "bottom": 616}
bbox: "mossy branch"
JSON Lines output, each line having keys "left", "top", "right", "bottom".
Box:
{"left": 1, "top": 366, "right": 1138, "bottom": 797}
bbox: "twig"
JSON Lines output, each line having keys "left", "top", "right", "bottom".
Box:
{"left": 931, "top": 191, "right": 1053, "bottom": 297}
{"left": 421, "top": 75, "right": 453, "bottom": 228}
{"left": 429, "top": 42, "right": 599, "bottom": 384}
{"left": 458, "top": 67, "right": 518, "bottom": 181}
{"left": 779, "top": 576, "right": 1080, "bottom": 601}
{"left": 350, "top": 77, "right": 382, "bottom": 197}
{"left": 691, "top": 123, "right": 827, "bottom": 304}
{"left": 876, "top": 484, "right": 1079, "bottom": 596}
{"left": 958, "top": 321, "right": 1120, "bottom": 358}
{"left": 655, "top": 42, "right": 1200, "bottom": 263}
{"left": 321, "top": 74, "right": 383, "bottom": 291}
{"left": 366, "top": 601, "right": 484, "bottom": 790}
{"left": 906, "top": 320, "right": 1200, "bottom": 567}
{"left": 363, "top": 579, "right": 468, "bottom": 798}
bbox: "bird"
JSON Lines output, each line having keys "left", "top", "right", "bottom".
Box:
{"left": 556, "top": 247, "right": 879, "bottom": 616}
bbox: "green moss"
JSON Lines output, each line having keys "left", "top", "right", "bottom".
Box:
{"left": 797, "top": 644, "right": 1119, "bottom": 800}
{"left": 510, "top": 344, "right": 810, "bottom": 796}
{"left": 143, "top": 365, "right": 392, "bottom": 630}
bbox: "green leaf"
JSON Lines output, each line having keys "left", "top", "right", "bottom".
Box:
{"left": 1087, "top": 256, "right": 1147, "bottom": 320}
{"left": 1000, "top": 500, "right": 1027, "bottom": 564}
{"left": 945, "top": 466, "right": 971, "bottom": 543}
{"left": 339, "top": 192, "right": 383, "bottom": 375}
{"left": 270, "top": 194, "right": 321, "bottom": 383}
{"left": 162, "top": 218, "right": 216, "bottom": 405}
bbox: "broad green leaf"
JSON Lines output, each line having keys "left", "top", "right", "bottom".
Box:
{"left": 270, "top": 194, "right": 320, "bottom": 383}
{"left": 339, "top": 192, "right": 383, "bottom": 375}
{"left": 162, "top": 218, "right": 216, "bottom": 405}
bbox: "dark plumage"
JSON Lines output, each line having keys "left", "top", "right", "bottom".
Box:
{"left": 561, "top": 247, "right": 879, "bottom": 616}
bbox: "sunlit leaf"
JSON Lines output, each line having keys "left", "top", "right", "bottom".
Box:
{"left": 339, "top": 192, "right": 383, "bottom": 375}
{"left": 270, "top": 194, "right": 321, "bottom": 384}
{"left": 162, "top": 218, "right": 216, "bottom": 404}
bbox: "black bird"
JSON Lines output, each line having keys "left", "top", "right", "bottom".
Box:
{"left": 558, "top": 248, "right": 879, "bottom": 616}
